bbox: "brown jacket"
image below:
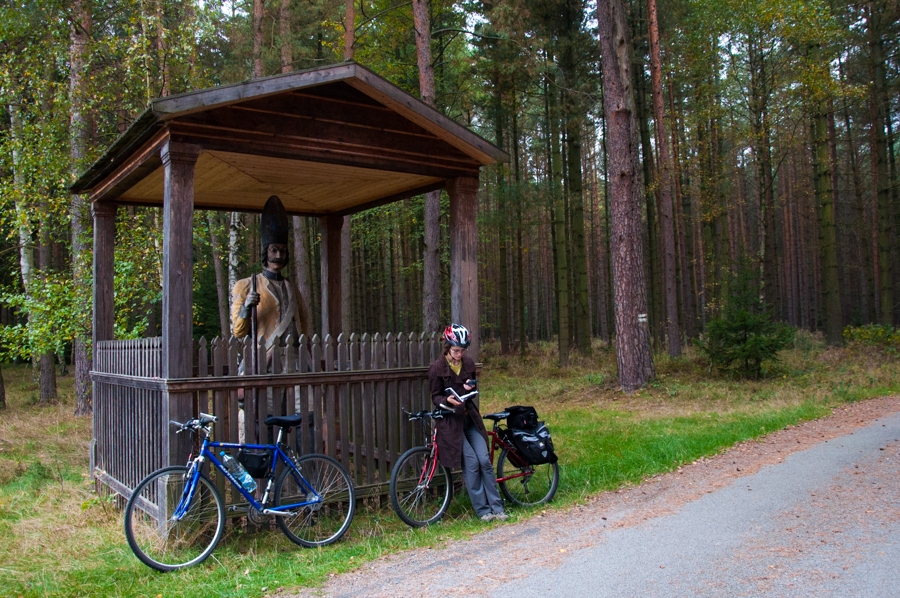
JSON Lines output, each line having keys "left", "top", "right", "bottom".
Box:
{"left": 231, "top": 274, "right": 312, "bottom": 352}
{"left": 428, "top": 354, "right": 487, "bottom": 468}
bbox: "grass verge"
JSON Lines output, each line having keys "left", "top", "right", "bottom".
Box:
{"left": 0, "top": 333, "right": 898, "bottom": 597}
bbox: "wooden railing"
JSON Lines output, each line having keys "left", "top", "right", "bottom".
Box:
{"left": 91, "top": 332, "right": 446, "bottom": 502}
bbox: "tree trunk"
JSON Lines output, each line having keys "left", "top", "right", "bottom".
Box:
{"left": 812, "top": 105, "right": 842, "bottom": 343}
{"left": 867, "top": 4, "right": 893, "bottom": 325}
{"left": 885, "top": 101, "right": 900, "bottom": 325}
{"left": 599, "top": 68, "right": 613, "bottom": 343}
{"left": 412, "top": 0, "right": 441, "bottom": 334}
{"left": 808, "top": 44, "right": 842, "bottom": 344}
{"left": 156, "top": 0, "right": 170, "bottom": 96}
{"left": 10, "top": 103, "right": 36, "bottom": 387}
{"left": 564, "top": 90, "right": 592, "bottom": 357}
{"left": 38, "top": 194, "right": 57, "bottom": 405}
{"left": 511, "top": 92, "right": 528, "bottom": 356}
{"left": 493, "top": 72, "right": 511, "bottom": 353}
{"left": 344, "top": 0, "right": 354, "bottom": 61}
{"left": 548, "top": 74, "right": 570, "bottom": 366}
{"left": 9, "top": 102, "right": 34, "bottom": 301}
{"left": 208, "top": 212, "right": 230, "bottom": 338}
{"left": 281, "top": 0, "right": 292, "bottom": 71}
{"left": 598, "top": 0, "right": 655, "bottom": 391}
{"left": 253, "top": 0, "right": 265, "bottom": 78}
{"left": 839, "top": 63, "right": 873, "bottom": 323}
{"left": 634, "top": 50, "right": 661, "bottom": 343}
{"left": 70, "top": 0, "right": 92, "bottom": 416}
{"left": 669, "top": 77, "right": 695, "bottom": 339}
{"left": 748, "top": 38, "right": 777, "bottom": 312}
{"left": 647, "top": 0, "right": 680, "bottom": 356}
{"left": 827, "top": 105, "right": 847, "bottom": 326}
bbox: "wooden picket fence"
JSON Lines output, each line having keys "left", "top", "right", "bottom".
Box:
{"left": 90, "top": 332, "right": 446, "bottom": 503}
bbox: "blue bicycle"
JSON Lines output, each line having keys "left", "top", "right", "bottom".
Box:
{"left": 124, "top": 413, "right": 355, "bottom": 571}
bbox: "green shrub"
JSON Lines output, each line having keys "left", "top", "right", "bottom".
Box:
{"left": 695, "top": 260, "right": 795, "bottom": 379}
{"left": 843, "top": 325, "right": 900, "bottom": 356}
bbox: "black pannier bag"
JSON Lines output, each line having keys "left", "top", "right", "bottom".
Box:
{"left": 505, "top": 405, "right": 538, "bottom": 431}
{"left": 509, "top": 423, "right": 558, "bottom": 465}
{"left": 237, "top": 448, "right": 273, "bottom": 478}
{"left": 505, "top": 404, "right": 558, "bottom": 465}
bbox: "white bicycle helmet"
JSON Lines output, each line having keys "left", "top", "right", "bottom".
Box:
{"left": 443, "top": 324, "right": 471, "bottom": 348}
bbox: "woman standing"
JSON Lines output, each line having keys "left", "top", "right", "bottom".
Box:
{"left": 428, "top": 324, "right": 508, "bottom": 522}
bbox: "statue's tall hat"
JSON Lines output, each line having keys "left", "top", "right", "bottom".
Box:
{"left": 260, "top": 195, "right": 289, "bottom": 249}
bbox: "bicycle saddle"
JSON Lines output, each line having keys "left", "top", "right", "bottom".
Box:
{"left": 482, "top": 411, "right": 510, "bottom": 422}
{"left": 265, "top": 414, "right": 303, "bottom": 428}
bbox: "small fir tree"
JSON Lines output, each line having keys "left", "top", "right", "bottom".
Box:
{"left": 697, "top": 260, "right": 795, "bottom": 379}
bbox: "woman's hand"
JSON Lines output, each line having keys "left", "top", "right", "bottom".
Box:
{"left": 446, "top": 397, "right": 461, "bottom": 407}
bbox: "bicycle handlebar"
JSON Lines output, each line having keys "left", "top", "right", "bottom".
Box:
{"left": 169, "top": 413, "right": 218, "bottom": 432}
{"left": 403, "top": 408, "right": 455, "bottom": 421}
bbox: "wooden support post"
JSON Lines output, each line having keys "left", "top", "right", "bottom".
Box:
{"left": 320, "top": 214, "right": 344, "bottom": 453}
{"left": 92, "top": 202, "right": 118, "bottom": 348}
{"left": 91, "top": 201, "right": 116, "bottom": 480}
{"left": 448, "top": 175, "right": 480, "bottom": 361}
{"left": 320, "top": 214, "right": 344, "bottom": 341}
{"left": 161, "top": 140, "right": 199, "bottom": 466}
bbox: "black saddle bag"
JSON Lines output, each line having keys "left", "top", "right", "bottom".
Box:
{"left": 505, "top": 405, "right": 539, "bottom": 430}
{"left": 237, "top": 448, "right": 273, "bottom": 478}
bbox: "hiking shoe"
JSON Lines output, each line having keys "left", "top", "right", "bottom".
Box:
{"left": 480, "top": 513, "right": 496, "bottom": 522}
{"left": 493, "top": 512, "right": 509, "bottom": 521}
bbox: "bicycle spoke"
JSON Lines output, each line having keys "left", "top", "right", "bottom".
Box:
{"left": 497, "top": 448, "right": 559, "bottom": 507}
{"left": 275, "top": 454, "right": 355, "bottom": 548}
{"left": 390, "top": 447, "right": 452, "bottom": 527}
{"left": 124, "top": 466, "right": 225, "bottom": 571}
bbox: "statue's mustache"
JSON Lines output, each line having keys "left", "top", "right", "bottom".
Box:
{"left": 269, "top": 258, "right": 286, "bottom": 265}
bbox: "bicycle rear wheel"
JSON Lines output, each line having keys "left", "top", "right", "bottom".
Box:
{"left": 390, "top": 446, "right": 453, "bottom": 527}
{"left": 124, "top": 465, "right": 225, "bottom": 572}
{"left": 496, "top": 448, "right": 559, "bottom": 507}
{"left": 274, "top": 454, "right": 355, "bottom": 548}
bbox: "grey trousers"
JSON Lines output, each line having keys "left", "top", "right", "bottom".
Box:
{"left": 462, "top": 419, "right": 505, "bottom": 517}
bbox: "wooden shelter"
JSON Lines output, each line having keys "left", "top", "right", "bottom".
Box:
{"left": 73, "top": 62, "right": 506, "bottom": 499}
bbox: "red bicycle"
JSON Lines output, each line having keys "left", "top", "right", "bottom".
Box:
{"left": 389, "top": 406, "right": 559, "bottom": 528}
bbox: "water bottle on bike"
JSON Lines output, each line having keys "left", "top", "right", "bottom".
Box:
{"left": 220, "top": 451, "right": 257, "bottom": 492}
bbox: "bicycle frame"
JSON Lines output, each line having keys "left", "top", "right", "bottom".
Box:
{"left": 173, "top": 433, "right": 321, "bottom": 521}
{"left": 487, "top": 426, "right": 531, "bottom": 484}
{"left": 410, "top": 410, "right": 531, "bottom": 489}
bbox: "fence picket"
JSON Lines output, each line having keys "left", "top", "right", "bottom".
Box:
{"left": 361, "top": 333, "right": 375, "bottom": 485}
{"left": 349, "top": 333, "right": 362, "bottom": 483}
{"left": 311, "top": 336, "right": 323, "bottom": 455}
{"left": 373, "top": 333, "right": 387, "bottom": 482}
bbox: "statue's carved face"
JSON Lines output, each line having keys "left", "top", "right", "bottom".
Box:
{"left": 265, "top": 244, "right": 288, "bottom": 272}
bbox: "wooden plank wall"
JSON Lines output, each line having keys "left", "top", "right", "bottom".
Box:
{"left": 92, "top": 332, "right": 443, "bottom": 501}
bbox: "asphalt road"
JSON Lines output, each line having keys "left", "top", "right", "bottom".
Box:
{"left": 291, "top": 407, "right": 900, "bottom": 598}
{"left": 494, "top": 411, "right": 900, "bottom": 598}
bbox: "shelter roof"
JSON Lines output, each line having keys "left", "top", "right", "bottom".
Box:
{"left": 72, "top": 62, "right": 507, "bottom": 216}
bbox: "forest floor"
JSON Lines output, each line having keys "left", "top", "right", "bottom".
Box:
{"left": 0, "top": 332, "right": 899, "bottom": 598}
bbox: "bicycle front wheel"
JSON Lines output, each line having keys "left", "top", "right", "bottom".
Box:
{"left": 124, "top": 465, "right": 225, "bottom": 572}
{"left": 390, "top": 446, "right": 453, "bottom": 527}
{"left": 497, "top": 448, "right": 559, "bottom": 507}
{"left": 274, "top": 454, "right": 355, "bottom": 548}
